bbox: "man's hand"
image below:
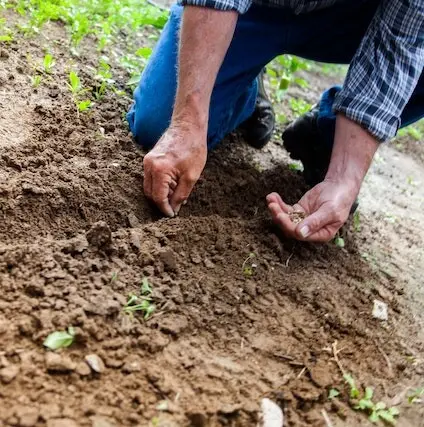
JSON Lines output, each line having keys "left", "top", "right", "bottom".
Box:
{"left": 268, "top": 114, "right": 379, "bottom": 242}
{"left": 267, "top": 179, "right": 358, "bottom": 241}
{"left": 143, "top": 124, "right": 207, "bottom": 217}
{"left": 144, "top": 7, "right": 237, "bottom": 216}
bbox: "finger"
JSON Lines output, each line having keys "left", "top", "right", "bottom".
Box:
{"left": 295, "top": 206, "right": 337, "bottom": 241}
{"left": 170, "top": 174, "right": 196, "bottom": 215}
{"left": 273, "top": 211, "right": 297, "bottom": 237}
{"left": 151, "top": 173, "right": 175, "bottom": 217}
{"left": 266, "top": 192, "right": 293, "bottom": 213}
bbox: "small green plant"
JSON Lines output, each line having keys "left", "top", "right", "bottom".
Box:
{"left": 289, "top": 98, "right": 312, "bottom": 117}
{"left": 94, "top": 58, "right": 114, "bottom": 100}
{"left": 31, "top": 74, "right": 42, "bottom": 87}
{"left": 67, "top": 70, "right": 92, "bottom": 114}
{"left": 43, "top": 53, "right": 55, "bottom": 73}
{"left": 334, "top": 235, "right": 345, "bottom": 248}
{"left": 123, "top": 277, "right": 155, "bottom": 320}
{"left": 343, "top": 374, "right": 400, "bottom": 425}
{"left": 43, "top": 326, "right": 75, "bottom": 350}
{"left": 353, "top": 210, "right": 361, "bottom": 233}
{"left": 408, "top": 387, "right": 424, "bottom": 404}
{"left": 288, "top": 162, "right": 303, "bottom": 172}
{"left": 242, "top": 252, "right": 257, "bottom": 277}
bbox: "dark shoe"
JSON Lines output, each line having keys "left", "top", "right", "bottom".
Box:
{"left": 282, "top": 105, "right": 359, "bottom": 213}
{"left": 239, "top": 69, "right": 275, "bottom": 149}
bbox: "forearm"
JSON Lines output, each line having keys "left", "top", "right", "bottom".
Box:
{"left": 325, "top": 114, "right": 379, "bottom": 192}
{"left": 172, "top": 6, "right": 238, "bottom": 130}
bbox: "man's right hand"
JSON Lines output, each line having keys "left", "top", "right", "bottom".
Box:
{"left": 143, "top": 124, "right": 207, "bottom": 217}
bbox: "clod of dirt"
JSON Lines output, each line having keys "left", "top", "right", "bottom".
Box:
{"left": 289, "top": 211, "right": 307, "bottom": 224}
{"left": 260, "top": 398, "right": 284, "bottom": 427}
{"left": 127, "top": 213, "right": 140, "bottom": 228}
{"left": 17, "top": 407, "right": 39, "bottom": 427}
{"left": 159, "top": 314, "right": 188, "bottom": 336}
{"left": 75, "top": 362, "right": 91, "bottom": 377}
{"left": 85, "top": 354, "right": 105, "bottom": 374}
{"left": 122, "top": 355, "right": 142, "bottom": 374}
{"left": 86, "top": 221, "right": 112, "bottom": 248}
{"left": 47, "top": 419, "right": 79, "bottom": 427}
{"left": 158, "top": 248, "right": 178, "bottom": 272}
{"left": 0, "top": 364, "right": 19, "bottom": 384}
{"left": 45, "top": 352, "right": 75, "bottom": 373}
{"left": 91, "top": 416, "right": 116, "bottom": 427}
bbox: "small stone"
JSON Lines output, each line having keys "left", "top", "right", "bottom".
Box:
{"left": 86, "top": 221, "right": 112, "bottom": 248}
{"left": 0, "top": 364, "right": 19, "bottom": 384}
{"left": 127, "top": 213, "right": 140, "bottom": 228}
{"left": 372, "top": 299, "right": 388, "bottom": 321}
{"left": 85, "top": 354, "right": 105, "bottom": 374}
{"left": 17, "top": 407, "right": 39, "bottom": 427}
{"left": 47, "top": 419, "right": 79, "bottom": 427}
{"left": 122, "top": 356, "right": 142, "bottom": 373}
{"left": 45, "top": 353, "right": 75, "bottom": 373}
{"left": 203, "top": 258, "right": 215, "bottom": 269}
{"left": 75, "top": 362, "right": 91, "bottom": 377}
{"left": 260, "top": 398, "right": 284, "bottom": 427}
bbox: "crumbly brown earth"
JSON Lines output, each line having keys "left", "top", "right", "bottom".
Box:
{"left": 0, "top": 17, "right": 424, "bottom": 427}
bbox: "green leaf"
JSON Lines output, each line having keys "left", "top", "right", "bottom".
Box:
{"left": 357, "top": 399, "right": 374, "bottom": 410}
{"left": 69, "top": 71, "right": 81, "bottom": 93}
{"left": 375, "top": 401, "right": 386, "bottom": 411}
{"left": 135, "top": 47, "right": 152, "bottom": 59}
{"left": 126, "top": 75, "right": 141, "bottom": 86}
{"left": 0, "top": 34, "right": 12, "bottom": 42}
{"left": 141, "top": 277, "right": 152, "bottom": 295}
{"left": 279, "top": 75, "right": 291, "bottom": 90}
{"left": 334, "top": 236, "right": 345, "bottom": 248}
{"left": 43, "top": 53, "right": 54, "bottom": 73}
{"left": 377, "top": 410, "right": 398, "bottom": 425}
{"left": 364, "top": 387, "right": 374, "bottom": 400}
{"left": 369, "top": 411, "right": 380, "bottom": 424}
{"left": 43, "top": 329, "right": 75, "bottom": 350}
{"left": 77, "top": 100, "right": 92, "bottom": 112}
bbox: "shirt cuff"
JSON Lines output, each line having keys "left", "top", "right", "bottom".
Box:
{"left": 178, "top": 0, "right": 250, "bottom": 14}
{"left": 333, "top": 91, "right": 400, "bottom": 142}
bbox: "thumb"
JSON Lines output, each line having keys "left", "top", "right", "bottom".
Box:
{"left": 170, "top": 174, "right": 197, "bottom": 214}
{"left": 296, "top": 205, "right": 334, "bottom": 241}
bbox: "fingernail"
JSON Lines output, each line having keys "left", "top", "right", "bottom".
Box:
{"left": 300, "top": 225, "right": 310, "bottom": 237}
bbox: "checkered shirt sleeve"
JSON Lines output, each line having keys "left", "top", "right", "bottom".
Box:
{"left": 333, "top": 0, "right": 424, "bottom": 141}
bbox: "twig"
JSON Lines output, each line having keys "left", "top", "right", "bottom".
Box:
{"left": 285, "top": 251, "right": 294, "bottom": 268}
{"left": 374, "top": 339, "right": 393, "bottom": 378}
{"left": 321, "top": 409, "right": 334, "bottom": 427}
{"left": 332, "top": 340, "right": 346, "bottom": 376}
{"left": 296, "top": 366, "right": 307, "bottom": 379}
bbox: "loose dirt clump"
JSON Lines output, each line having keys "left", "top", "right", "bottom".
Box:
{"left": 0, "top": 13, "right": 423, "bottom": 427}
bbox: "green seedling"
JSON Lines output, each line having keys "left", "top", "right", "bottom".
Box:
{"left": 408, "top": 387, "right": 424, "bottom": 404}
{"left": 353, "top": 210, "right": 361, "bottom": 233}
{"left": 94, "top": 58, "right": 114, "bottom": 100}
{"left": 43, "top": 53, "right": 55, "bottom": 73}
{"left": 77, "top": 99, "right": 92, "bottom": 112}
{"left": 31, "top": 74, "right": 42, "bottom": 88}
{"left": 289, "top": 98, "right": 312, "bottom": 117}
{"left": 43, "top": 326, "right": 75, "bottom": 350}
{"left": 344, "top": 374, "right": 400, "bottom": 425}
{"left": 123, "top": 277, "right": 155, "bottom": 320}
{"left": 334, "top": 235, "right": 345, "bottom": 248}
{"left": 288, "top": 162, "right": 303, "bottom": 172}
{"left": 242, "top": 252, "right": 257, "bottom": 277}
{"left": 68, "top": 70, "right": 82, "bottom": 94}
{"left": 111, "top": 271, "right": 118, "bottom": 282}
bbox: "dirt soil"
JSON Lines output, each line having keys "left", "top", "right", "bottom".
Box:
{"left": 0, "top": 16, "right": 424, "bottom": 427}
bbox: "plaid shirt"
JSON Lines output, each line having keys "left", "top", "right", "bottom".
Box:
{"left": 178, "top": 0, "right": 424, "bottom": 142}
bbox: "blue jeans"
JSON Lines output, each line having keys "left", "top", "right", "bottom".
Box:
{"left": 127, "top": 0, "right": 424, "bottom": 150}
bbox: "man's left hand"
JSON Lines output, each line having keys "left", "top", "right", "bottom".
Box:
{"left": 266, "top": 179, "right": 359, "bottom": 242}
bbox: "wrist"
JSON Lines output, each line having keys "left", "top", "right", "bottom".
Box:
{"left": 172, "top": 93, "right": 208, "bottom": 131}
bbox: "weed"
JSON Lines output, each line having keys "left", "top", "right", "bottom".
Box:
{"left": 353, "top": 210, "right": 361, "bottom": 233}
{"left": 43, "top": 53, "right": 55, "bottom": 73}
{"left": 242, "top": 252, "right": 257, "bottom": 277}
{"left": 334, "top": 235, "right": 345, "bottom": 248}
{"left": 328, "top": 388, "right": 340, "bottom": 400}
{"left": 123, "top": 277, "right": 156, "bottom": 320}
{"left": 289, "top": 98, "right": 312, "bottom": 117}
{"left": 67, "top": 70, "right": 92, "bottom": 114}
{"left": 408, "top": 387, "right": 424, "bottom": 404}
{"left": 343, "top": 374, "right": 400, "bottom": 425}
{"left": 31, "top": 74, "right": 42, "bottom": 87}
{"left": 43, "top": 326, "right": 75, "bottom": 350}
